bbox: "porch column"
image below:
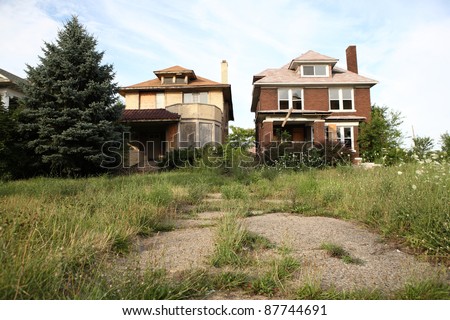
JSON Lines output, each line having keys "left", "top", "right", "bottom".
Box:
{"left": 261, "top": 121, "right": 273, "bottom": 148}
{"left": 313, "top": 120, "right": 325, "bottom": 146}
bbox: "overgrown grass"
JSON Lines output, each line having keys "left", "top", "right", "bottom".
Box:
{"left": 0, "top": 170, "right": 223, "bottom": 299}
{"left": 295, "top": 278, "right": 450, "bottom": 300}
{"left": 320, "top": 243, "right": 364, "bottom": 265}
{"left": 250, "top": 256, "right": 300, "bottom": 296}
{"left": 1, "top": 160, "right": 448, "bottom": 299}
{"left": 210, "top": 213, "right": 273, "bottom": 267}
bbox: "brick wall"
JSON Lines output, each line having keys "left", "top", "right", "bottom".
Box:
{"left": 354, "top": 88, "right": 371, "bottom": 121}
{"left": 165, "top": 123, "right": 179, "bottom": 150}
{"left": 304, "top": 88, "right": 328, "bottom": 111}
{"left": 260, "top": 121, "right": 273, "bottom": 146}
{"left": 259, "top": 88, "right": 278, "bottom": 110}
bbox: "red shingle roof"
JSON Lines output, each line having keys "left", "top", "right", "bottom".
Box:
{"left": 121, "top": 109, "right": 180, "bottom": 122}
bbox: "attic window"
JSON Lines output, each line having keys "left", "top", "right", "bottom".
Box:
{"left": 162, "top": 77, "right": 174, "bottom": 84}
{"left": 175, "top": 77, "right": 186, "bottom": 84}
{"left": 301, "top": 65, "right": 328, "bottom": 77}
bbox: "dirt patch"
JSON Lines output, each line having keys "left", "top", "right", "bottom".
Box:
{"left": 137, "top": 212, "right": 447, "bottom": 296}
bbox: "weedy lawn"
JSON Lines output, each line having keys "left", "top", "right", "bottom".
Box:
{"left": 0, "top": 162, "right": 448, "bottom": 299}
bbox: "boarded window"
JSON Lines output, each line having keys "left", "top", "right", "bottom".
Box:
{"left": 156, "top": 93, "right": 165, "bottom": 109}
{"left": 180, "top": 122, "right": 196, "bottom": 148}
{"left": 183, "top": 92, "right": 208, "bottom": 103}
{"left": 215, "top": 124, "right": 221, "bottom": 143}
{"left": 199, "top": 122, "right": 212, "bottom": 147}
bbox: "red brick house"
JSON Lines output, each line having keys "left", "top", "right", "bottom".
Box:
{"left": 251, "top": 46, "right": 377, "bottom": 157}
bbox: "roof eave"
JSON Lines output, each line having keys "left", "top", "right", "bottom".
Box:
{"left": 253, "top": 81, "right": 378, "bottom": 87}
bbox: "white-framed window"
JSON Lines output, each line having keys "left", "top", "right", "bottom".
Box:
{"left": 156, "top": 92, "right": 165, "bottom": 108}
{"left": 329, "top": 88, "right": 354, "bottom": 111}
{"left": 183, "top": 92, "right": 208, "bottom": 104}
{"left": 301, "top": 65, "right": 328, "bottom": 77}
{"left": 278, "top": 88, "right": 303, "bottom": 110}
{"left": 326, "top": 124, "right": 355, "bottom": 150}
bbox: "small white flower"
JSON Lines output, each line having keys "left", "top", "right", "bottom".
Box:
{"left": 412, "top": 184, "right": 417, "bottom": 190}
{"left": 397, "top": 171, "right": 403, "bottom": 175}
{"left": 416, "top": 169, "right": 423, "bottom": 175}
{"left": 431, "top": 153, "right": 438, "bottom": 160}
{"left": 425, "top": 159, "right": 432, "bottom": 164}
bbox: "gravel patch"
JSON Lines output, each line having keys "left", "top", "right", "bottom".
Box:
{"left": 139, "top": 227, "right": 215, "bottom": 273}
{"left": 244, "top": 213, "right": 445, "bottom": 292}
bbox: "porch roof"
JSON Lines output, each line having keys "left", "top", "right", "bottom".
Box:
{"left": 121, "top": 109, "right": 180, "bottom": 122}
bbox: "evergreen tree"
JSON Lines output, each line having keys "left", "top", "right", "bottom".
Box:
{"left": 19, "top": 16, "right": 124, "bottom": 176}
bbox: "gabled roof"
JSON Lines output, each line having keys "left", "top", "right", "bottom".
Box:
{"left": 289, "top": 50, "right": 339, "bottom": 70}
{"left": 121, "top": 109, "right": 180, "bottom": 122}
{"left": 292, "top": 50, "right": 338, "bottom": 63}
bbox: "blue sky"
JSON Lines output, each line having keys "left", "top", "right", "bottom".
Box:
{"left": 1, "top": 0, "right": 450, "bottom": 147}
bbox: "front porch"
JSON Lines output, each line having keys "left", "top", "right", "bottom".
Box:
{"left": 121, "top": 109, "right": 180, "bottom": 167}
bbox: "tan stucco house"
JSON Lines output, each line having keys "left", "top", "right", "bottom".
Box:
{"left": 119, "top": 62, "right": 233, "bottom": 165}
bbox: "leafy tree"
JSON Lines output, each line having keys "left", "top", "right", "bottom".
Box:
{"left": 412, "top": 136, "right": 434, "bottom": 159}
{"left": 19, "top": 16, "right": 124, "bottom": 176}
{"left": 440, "top": 132, "right": 450, "bottom": 158}
{"left": 358, "top": 105, "right": 404, "bottom": 164}
{"left": 227, "top": 126, "right": 255, "bottom": 150}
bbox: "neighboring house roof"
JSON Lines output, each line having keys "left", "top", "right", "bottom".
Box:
{"left": 0, "top": 68, "right": 26, "bottom": 90}
{"left": 121, "top": 109, "right": 180, "bottom": 122}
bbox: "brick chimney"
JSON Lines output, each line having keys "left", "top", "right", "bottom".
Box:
{"left": 346, "top": 45, "right": 358, "bottom": 74}
{"left": 221, "top": 60, "right": 228, "bottom": 84}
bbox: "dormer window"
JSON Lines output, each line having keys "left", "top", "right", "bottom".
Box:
{"left": 175, "top": 76, "right": 186, "bottom": 84}
{"left": 300, "top": 65, "right": 328, "bottom": 77}
{"left": 162, "top": 76, "right": 187, "bottom": 84}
